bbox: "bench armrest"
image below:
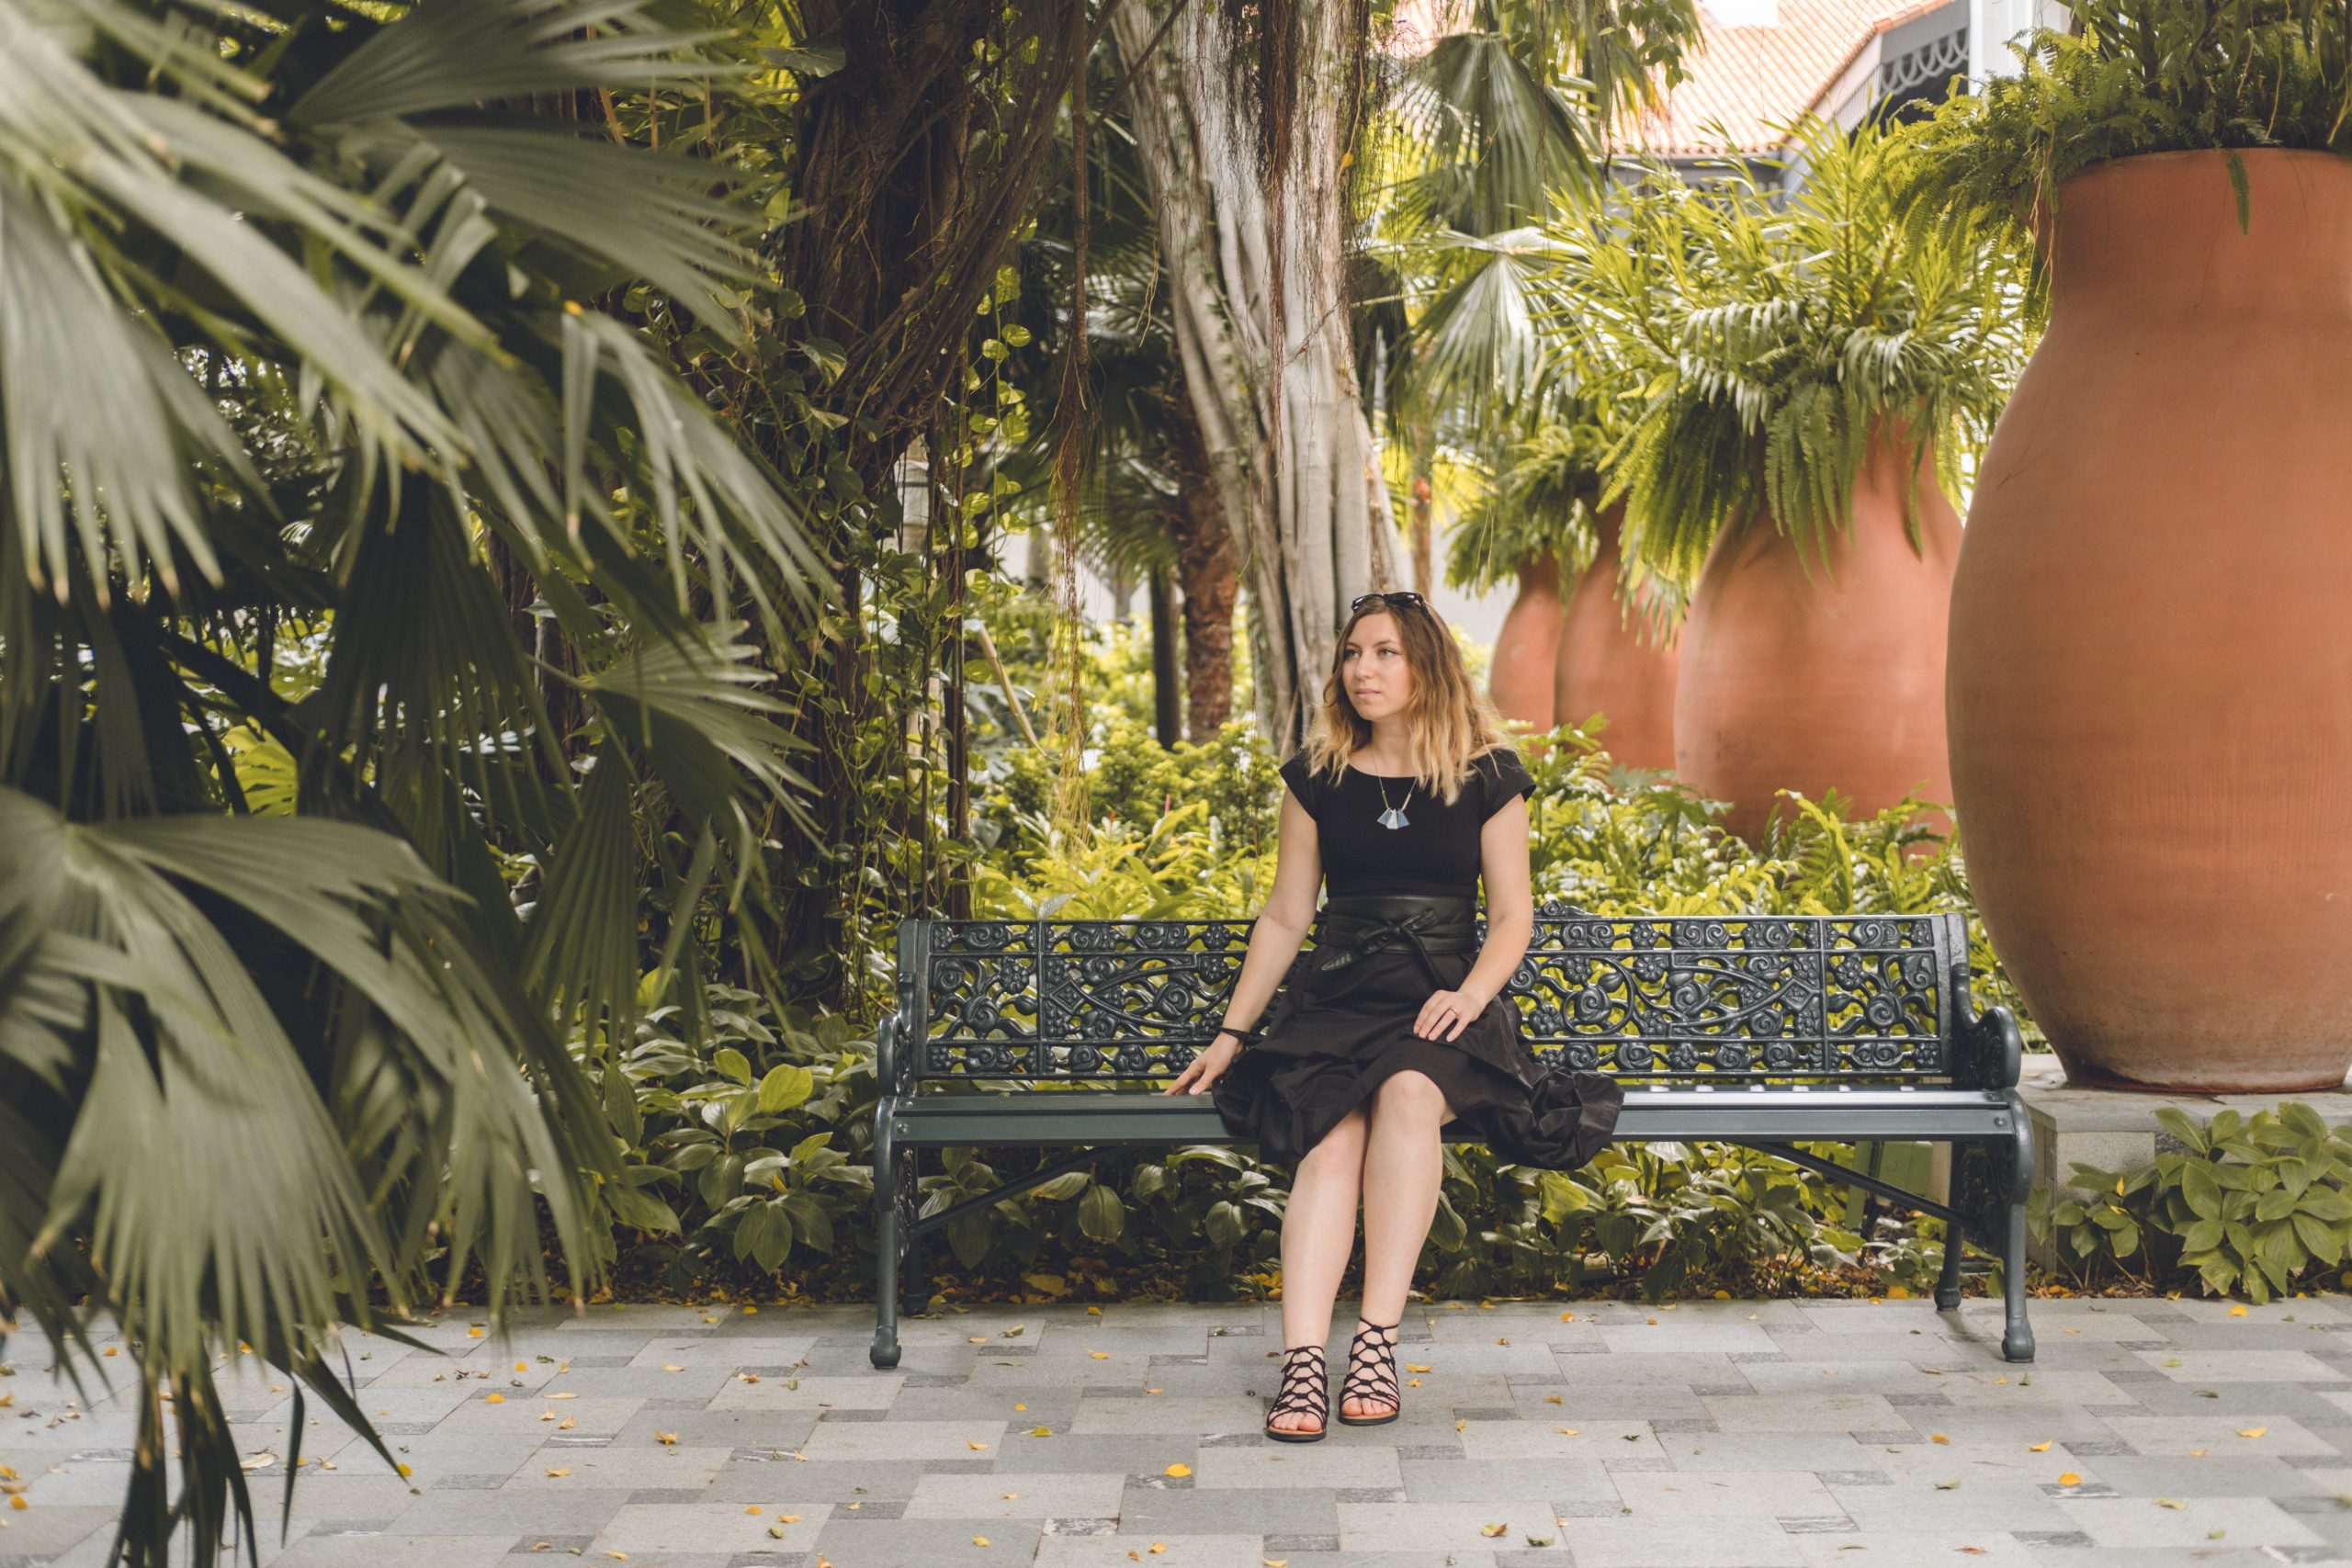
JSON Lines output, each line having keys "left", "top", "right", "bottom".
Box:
{"left": 874, "top": 1006, "right": 918, "bottom": 1100}
{"left": 1949, "top": 963, "right": 2023, "bottom": 1091}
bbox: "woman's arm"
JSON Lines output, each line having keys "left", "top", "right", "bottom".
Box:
{"left": 1163, "top": 786, "right": 1321, "bottom": 1096}
{"left": 1452, "top": 794, "right": 1537, "bottom": 1023}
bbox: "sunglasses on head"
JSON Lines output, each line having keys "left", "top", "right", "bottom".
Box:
{"left": 1351, "top": 591, "right": 1428, "bottom": 615}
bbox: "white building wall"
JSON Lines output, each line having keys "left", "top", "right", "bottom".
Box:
{"left": 1972, "top": 0, "right": 2070, "bottom": 79}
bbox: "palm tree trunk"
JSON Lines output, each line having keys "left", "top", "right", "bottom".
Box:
{"left": 1112, "top": 0, "right": 1399, "bottom": 751}
{"left": 1162, "top": 389, "right": 1241, "bottom": 739}
{"left": 1148, "top": 563, "right": 1183, "bottom": 746}
{"left": 1407, "top": 412, "right": 1436, "bottom": 599}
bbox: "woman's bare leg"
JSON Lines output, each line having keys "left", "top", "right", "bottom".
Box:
{"left": 1270, "top": 1103, "right": 1371, "bottom": 1435}
{"left": 1347, "top": 1070, "right": 1454, "bottom": 1418}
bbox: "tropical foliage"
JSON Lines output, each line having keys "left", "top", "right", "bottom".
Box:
{"left": 1542, "top": 113, "right": 2034, "bottom": 584}
{"left": 1903, "top": 0, "right": 2352, "bottom": 252}
{"left": 0, "top": 2, "right": 828, "bottom": 1560}
{"left": 2032, "top": 1103, "right": 2352, "bottom": 1303}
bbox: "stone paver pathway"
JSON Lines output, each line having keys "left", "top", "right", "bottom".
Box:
{"left": 8, "top": 1294, "right": 2352, "bottom": 1566}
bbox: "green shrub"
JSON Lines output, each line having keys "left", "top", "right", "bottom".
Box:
{"left": 2031, "top": 1102, "right": 2352, "bottom": 1302}
{"left": 579, "top": 984, "right": 876, "bottom": 1292}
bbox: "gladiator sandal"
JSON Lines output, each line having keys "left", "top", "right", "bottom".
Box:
{"left": 1263, "top": 1343, "right": 1329, "bottom": 1442}
{"left": 1337, "top": 1316, "right": 1403, "bottom": 1426}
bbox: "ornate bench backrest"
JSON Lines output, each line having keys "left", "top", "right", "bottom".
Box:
{"left": 897, "top": 903, "right": 1976, "bottom": 1086}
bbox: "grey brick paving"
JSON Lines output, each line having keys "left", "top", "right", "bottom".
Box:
{"left": 9, "top": 1297, "right": 2352, "bottom": 1564}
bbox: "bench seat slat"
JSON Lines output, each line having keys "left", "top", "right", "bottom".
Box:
{"left": 885, "top": 1087, "right": 2018, "bottom": 1145}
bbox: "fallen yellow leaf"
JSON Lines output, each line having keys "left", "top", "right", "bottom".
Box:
{"left": 1555, "top": 1427, "right": 1578, "bottom": 1436}
{"left": 2028, "top": 1441, "right": 2052, "bottom": 1451}
{"left": 656, "top": 1432, "right": 678, "bottom": 1445}
{"left": 1164, "top": 1463, "right": 1191, "bottom": 1478}
{"left": 2057, "top": 1472, "right": 2081, "bottom": 1486}
{"left": 662, "top": 1364, "right": 684, "bottom": 1373}
{"left": 2229, "top": 1304, "right": 2247, "bottom": 1315}
{"left": 972, "top": 1537, "right": 989, "bottom": 1547}
{"left": 1479, "top": 1523, "right": 1508, "bottom": 1538}
{"left": 2156, "top": 1497, "right": 2186, "bottom": 1509}
{"left": 484, "top": 1393, "right": 505, "bottom": 1404}
{"left": 2237, "top": 1427, "right": 2267, "bottom": 1438}
{"left": 968, "top": 1439, "right": 989, "bottom": 1450}
{"left": 1931, "top": 1434, "right": 1950, "bottom": 1444}
{"left": 558, "top": 1416, "right": 575, "bottom": 1430}
{"left": 1408, "top": 1363, "right": 1432, "bottom": 1373}
{"left": 469, "top": 1327, "right": 485, "bottom": 1338}
{"left": 1029, "top": 1427, "right": 1053, "bottom": 1437}
{"left": 545, "top": 1468, "right": 571, "bottom": 1478}
{"left": 549, "top": 1392, "right": 577, "bottom": 1400}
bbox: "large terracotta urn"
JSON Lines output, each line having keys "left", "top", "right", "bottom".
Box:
{"left": 1949, "top": 149, "right": 2352, "bottom": 1094}
{"left": 1553, "top": 504, "right": 1680, "bottom": 770}
{"left": 1486, "top": 557, "right": 1562, "bottom": 735}
{"left": 1675, "top": 429, "right": 1960, "bottom": 844}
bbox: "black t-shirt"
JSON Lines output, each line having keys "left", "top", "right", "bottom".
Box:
{"left": 1277, "top": 745, "right": 1536, "bottom": 900}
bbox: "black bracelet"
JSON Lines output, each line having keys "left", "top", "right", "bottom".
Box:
{"left": 1212, "top": 1024, "right": 1263, "bottom": 1048}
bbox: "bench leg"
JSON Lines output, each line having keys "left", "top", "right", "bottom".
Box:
{"left": 1934, "top": 1216, "right": 1965, "bottom": 1311}
{"left": 871, "top": 1138, "right": 902, "bottom": 1370}
{"left": 2001, "top": 1197, "right": 2035, "bottom": 1362}
{"left": 902, "top": 1219, "right": 929, "bottom": 1325}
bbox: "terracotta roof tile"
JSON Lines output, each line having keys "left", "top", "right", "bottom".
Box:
{"left": 1611, "top": 0, "right": 1941, "bottom": 157}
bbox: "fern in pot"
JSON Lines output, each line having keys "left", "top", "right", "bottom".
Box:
{"left": 1541, "top": 112, "right": 2029, "bottom": 843}
{"left": 1903, "top": 0, "right": 2352, "bottom": 1096}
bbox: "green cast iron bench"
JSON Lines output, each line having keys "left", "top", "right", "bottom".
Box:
{"left": 868, "top": 904, "right": 2034, "bottom": 1369}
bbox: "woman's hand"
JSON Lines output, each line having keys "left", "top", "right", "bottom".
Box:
{"left": 1415, "top": 986, "right": 1488, "bottom": 1042}
{"left": 1164, "top": 1037, "right": 1240, "bottom": 1096}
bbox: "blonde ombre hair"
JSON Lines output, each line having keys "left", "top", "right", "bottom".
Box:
{"left": 1295, "top": 596, "right": 1515, "bottom": 807}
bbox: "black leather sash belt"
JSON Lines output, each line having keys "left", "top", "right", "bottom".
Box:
{"left": 1307, "top": 892, "right": 1480, "bottom": 995}
{"left": 1226, "top": 893, "right": 1487, "bottom": 1048}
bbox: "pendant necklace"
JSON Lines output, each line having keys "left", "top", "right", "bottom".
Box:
{"left": 1374, "top": 772, "right": 1413, "bottom": 830}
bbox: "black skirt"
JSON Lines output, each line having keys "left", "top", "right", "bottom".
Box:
{"left": 1210, "top": 919, "right": 1623, "bottom": 1171}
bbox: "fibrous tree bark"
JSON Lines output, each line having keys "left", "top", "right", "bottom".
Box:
{"left": 1112, "top": 0, "right": 1400, "bottom": 751}
{"left": 1160, "top": 387, "right": 1241, "bottom": 739}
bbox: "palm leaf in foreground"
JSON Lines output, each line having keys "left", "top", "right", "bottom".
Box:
{"left": 0, "top": 788, "right": 613, "bottom": 1565}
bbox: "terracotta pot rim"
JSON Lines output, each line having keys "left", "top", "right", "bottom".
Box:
{"left": 2027, "top": 146, "right": 2352, "bottom": 269}
{"left": 2054, "top": 144, "right": 2352, "bottom": 197}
